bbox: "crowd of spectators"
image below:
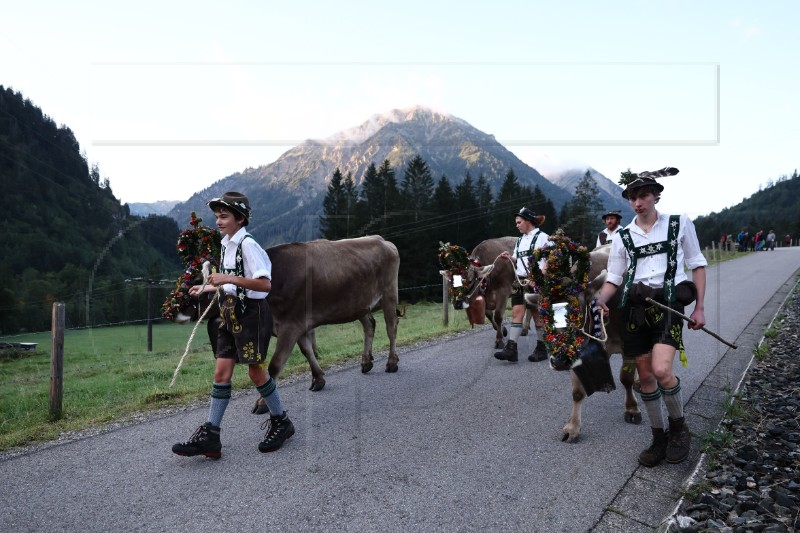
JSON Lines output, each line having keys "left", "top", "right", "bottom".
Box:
{"left": 721, "top": 230, "right": 794, "bottom": 251}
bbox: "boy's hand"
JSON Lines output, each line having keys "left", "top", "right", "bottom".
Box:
{"left": 207, "top": 273, "right": 231, "bottom": 287}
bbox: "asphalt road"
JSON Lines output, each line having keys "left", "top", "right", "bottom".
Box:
{"left": 2, "top": 247, "right": 799, "bottom": 532}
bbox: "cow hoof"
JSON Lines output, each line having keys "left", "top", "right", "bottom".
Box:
{"left": 625, "top": 412, "right": 643, "bottom": 425}
{"left": 520, "top": 329, "right": 528, "bottom": 337}
{"left": 252, "top": 398, "right": 269, "bottom": 415}
{"left": 494, "top": 339, "right": 504, "bottom": 349}
{"left": 385, "top": 363, "right": 398, "bottom": 373}
{"left": 361, "top": 362, "right": 373, "bottom": 374}
{"left": 561, "top": 432, "right": 580, "bottom": 443}
{"left": 309, "top": 379, "right": 326, "bottom": 392}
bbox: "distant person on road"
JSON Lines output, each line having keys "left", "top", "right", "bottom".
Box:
{"left": 785, "top": 234, "right": 792, "bottom": 247}
{"left": 494, "top": 207, "right": 550, "bottom": 363}
{"left": 766, "top": 230, "right": 777, "bottom": 251}
{"left": 172, "top": 191, "right": 295, "bottom": 459}
{"left": 596, "top": 209, "right": 623, "bottom": 248}
{"left": 596, "top": 167, "right": 707, "bottom": 468}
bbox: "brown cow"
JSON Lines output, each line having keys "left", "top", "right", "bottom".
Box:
{"left": 560, "top": 244, "right": 641, "bottom": 442}
{"left": 458, "top": 237, "right": 533, "bottom": 349}
{"left": 174, "top": 236, "right": 400, "bottom": 394}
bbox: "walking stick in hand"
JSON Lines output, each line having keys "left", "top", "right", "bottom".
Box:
{"left": 645, "top": 297, "right": 738, "bottom": 349}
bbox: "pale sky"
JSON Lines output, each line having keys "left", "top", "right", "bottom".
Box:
{"left": 3, "top": 1, "right": 798, "bottom": 219}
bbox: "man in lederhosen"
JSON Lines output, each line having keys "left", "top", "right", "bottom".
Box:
{"left": 494, "top": 207, "right": 550, "bottom": 363}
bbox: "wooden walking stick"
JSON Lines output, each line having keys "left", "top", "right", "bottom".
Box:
{"left": 645, "top": 297, "right": 738, "bottom": 349}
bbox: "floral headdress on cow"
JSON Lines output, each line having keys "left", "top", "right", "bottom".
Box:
{"left": 161, "top": 212, "right": 221, "bottom": 320}
{"left": 528, "top": 229, "right": 590, "bottom": 368}
{"left": 438, "top": 242, "right": 472, "bottom": 305}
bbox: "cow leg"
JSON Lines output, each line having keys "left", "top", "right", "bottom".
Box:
{"left": 358, "top": 313, "right": 377, "bottom": 374}
{"left": 562, "top": 371, "right": 586, "bottom": 442}
{"left": 267, "top": 331, "right": 302, "bottom": 382}
{"left": 297, "top": 330, "right": 326, "bottom": 392}
{"left": 490, "top": 306, "right": 506, "bottom": 349}
{"left": 620, "top": 356, "right": 642, "bottom": 424}
{"left": 382, "top": 308, "right": 399, "bottom": 374}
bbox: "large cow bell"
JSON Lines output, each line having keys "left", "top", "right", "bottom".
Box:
{"left": 465, "top": 295, "right": 486, "bottom": 325}
{"left": 569, "top": 339, "right": 616, "bottom": 396}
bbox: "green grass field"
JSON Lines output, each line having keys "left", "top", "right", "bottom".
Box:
{"left": 0, "top": 302, "right": 473, "bottom": 451}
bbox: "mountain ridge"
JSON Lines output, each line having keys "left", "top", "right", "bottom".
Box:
{"left": 167, "top": 107, "right": 630, "bottom": 245}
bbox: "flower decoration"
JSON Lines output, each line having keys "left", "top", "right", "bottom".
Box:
{"left": 528, "top": 229, "right": 591, "bottom": 367}
{"left": 161, "top": 212, "right": 221, "bottom": 320}
{"left": 618, "top": 168, "right": 637, "bottom": 187}
{"left": 438, "top": 241, "right": 471, "bottom": 305}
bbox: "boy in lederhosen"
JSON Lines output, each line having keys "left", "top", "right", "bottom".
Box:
{"left": 173, "top": 192, "right": 294, "bottom": 458}
{"left": 596, "top": 168, "right": 707, "bottom": 467}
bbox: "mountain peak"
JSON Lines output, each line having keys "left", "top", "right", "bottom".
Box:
{"left": 325, "top": 106, "right": 465, "bottom": 145}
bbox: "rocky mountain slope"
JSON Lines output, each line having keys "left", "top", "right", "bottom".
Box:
{"left": 167, "top": 107, "right": 609, "bottom": 245}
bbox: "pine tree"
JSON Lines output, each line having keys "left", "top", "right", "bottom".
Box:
{"left": 321, "top": 168, "right": 348, "bottom": 239}
{"left": 492, "top": 168, "right": 523, "bottom": 235}
{"left": 561, "top": 170, "right": 603, "bottom": 246}
{"left": 400, "top": 154, "right": 434, "bottom": 217}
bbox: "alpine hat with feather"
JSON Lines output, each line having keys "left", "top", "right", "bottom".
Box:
{"left": 618, "top": 167, "right": 679, "bottom": 199}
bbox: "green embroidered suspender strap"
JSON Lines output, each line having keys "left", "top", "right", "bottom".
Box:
{"left": 617, "top": 215, "right": 680, "bottom": 308}
{"left": 219, "top": 234, "right": 254, "bottom": 314}
{"left": 515, "top": 230, "right": 541, "bottom": 276}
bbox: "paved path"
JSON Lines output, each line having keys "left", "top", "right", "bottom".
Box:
{"left": 2, "top": 248, "right": 799, "bottom": 532}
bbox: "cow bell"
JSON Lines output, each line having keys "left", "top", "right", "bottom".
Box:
{"left": 465, "top": 295, "right": 486, "bottom": 326}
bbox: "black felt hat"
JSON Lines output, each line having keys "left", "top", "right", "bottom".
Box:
{"left": 516, "top": 207, "right": 545, "bottom": 227}
{"left": 601, "top": 209, "right": 622, "bottom": 220}
{"left": 208, "top": 191, "right": 251, "bottom": 226}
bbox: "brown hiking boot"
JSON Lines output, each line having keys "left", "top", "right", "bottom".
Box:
{"left": 172, "top": 422, "right": 222, "bottom": 459}
{"left": 638, "top": 427, "right": 668, "bottom": 467}
{"left": 528, "top": 341, "right": 548, "bottom": 362}
{"left": 666, "top": 417, "right": 691, "bottom": 463}
{"left": 493, "top": 340, "right": 518, "bottom": 362}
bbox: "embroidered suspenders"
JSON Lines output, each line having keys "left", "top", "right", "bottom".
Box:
{"left": 514, "top": 230, "right": 541, "bottom": 275}
{"left": 617, "top": 215, "right": 680, "bottom": 307}
{"left": 219, "top": 234, "right": 254, "bottom": 314}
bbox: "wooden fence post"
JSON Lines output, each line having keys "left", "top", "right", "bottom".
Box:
{"left": 50, "top": 302, "right": 65, "bottom": 421}
{"left": 439, "top": 270, "right": 449, "bottom": 327}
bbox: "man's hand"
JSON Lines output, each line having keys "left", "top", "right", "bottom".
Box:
{"left": 688, "top": 308, "right": 706, "bottom": 330}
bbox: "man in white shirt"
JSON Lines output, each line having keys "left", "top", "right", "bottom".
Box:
{"left": 596, "top": 209, "right": 622, "bottom": 248}
{"left": 494, "top": 207, "right": 549, "bottom": 363}
{"left": 596, "top": 168, "right": 706, "bottom": 468}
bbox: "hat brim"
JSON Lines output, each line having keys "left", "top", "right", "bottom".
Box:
{"left": 518, "top": 214, "right": 545, "bottom": 226}
{"left": 622, "top": 180, "right": 664, "bottom": 200}
{"left": 601, "top": 212, "right": 622, "bottom": 220}
{"left": 208, "top": 199, "right": 250, "bottom": 225}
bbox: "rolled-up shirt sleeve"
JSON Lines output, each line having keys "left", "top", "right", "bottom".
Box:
{"left": 605, "top": 233, "right": 626, "bottom": 286}
{"left": 680, "top": 214, "right": 708, "bottom": 270}
{"left": 243, "top": 239, "right": 271, "bottom": 280}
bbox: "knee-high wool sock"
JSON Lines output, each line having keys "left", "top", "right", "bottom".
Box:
{"left": 208, "top": 382, "right": 232, "bottom": 427}
{"left": 661, "top": 377, "right": 684, "bottom": 420}
{"left": 257, "top": 377, "right": 285, "bottom": 417}
{"left": 509, "top": 322, "right": 523, "bottom": 343}
{"left": 639, "top": 388, "right": 665, "bottom": 430}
